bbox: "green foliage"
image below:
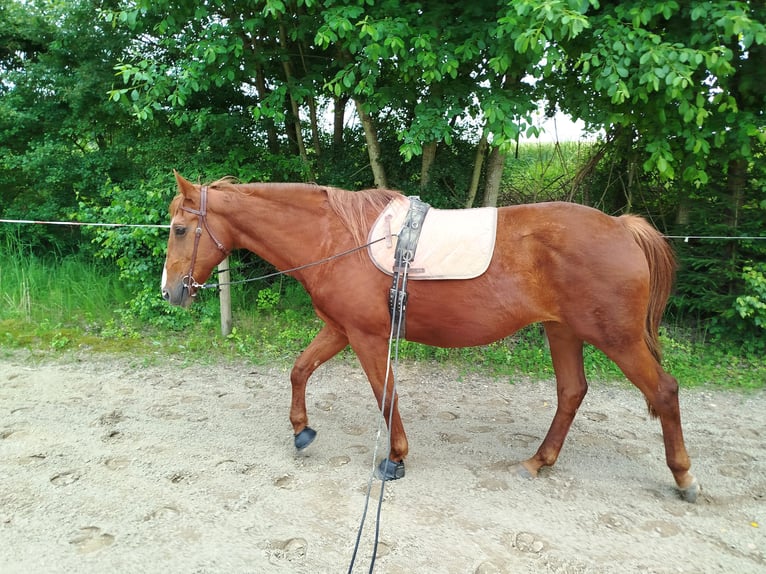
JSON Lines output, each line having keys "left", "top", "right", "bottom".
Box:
{"left": 75, "top": 177, "right": 194, "bottom": 328}
{"left": 501, "top": 141, "right": 594, "bottom": 204}
{"left": 256, "top": 286, "right": 282, "bottom": 312}
{"left": 1, "top": 0, "right": 764, "bottom": 380}
{"left": 735, "top": 265, "right": 766, "bottom": 330}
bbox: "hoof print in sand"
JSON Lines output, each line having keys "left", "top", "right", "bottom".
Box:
{"left": 50, "top": 471, "right": 80, "bottom": 487}
{"left": 274, "top": 473, "right": 297, "bottom": 489}
{"left": 144, "top": 505, "right": 181, "bottom": 521}
{"left": 69, "top": 527, "right": 114, "bottom": 554}
{"left": 268, "top": 537, "right": 308, "bottom": 563}
{"left": 512, "top": 531, "right": 546, "bottom": 554}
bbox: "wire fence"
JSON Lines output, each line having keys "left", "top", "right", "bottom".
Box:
{"left": 0, "top": 219, "right": 169, "bottom": 229}
{"left": 2, "top": 218, "right": 764, "bottom": 241}
{"left": 3, "top": 218, "right": 763, "bottom": 337}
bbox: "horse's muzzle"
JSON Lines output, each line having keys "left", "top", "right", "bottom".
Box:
{"left": 161, "top": 281, "right": 194, "bottom": 307}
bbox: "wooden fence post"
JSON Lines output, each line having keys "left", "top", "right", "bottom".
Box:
{"left": 218, "top": 257, "right": 232, "bottom": 336}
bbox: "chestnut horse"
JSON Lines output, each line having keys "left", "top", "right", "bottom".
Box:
{"left": 161, "top": 172, "right": 699, "bottom": 502}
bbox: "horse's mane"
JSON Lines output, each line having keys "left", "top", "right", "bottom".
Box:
{"left": 325, "top": 186, "right": 400, "bottom": 246}
{"left": 205, "top": 177, "right": 399, "bottom": 247}
{"left": 207, "top": 177, "right": 242, "bottom": 193}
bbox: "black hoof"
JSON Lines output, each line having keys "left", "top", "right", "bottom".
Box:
{"left": 294, "top": 427, "right": 317, "bottom": 450}
{"left": 376, "top": 457, "right": 405, "bottom": 481}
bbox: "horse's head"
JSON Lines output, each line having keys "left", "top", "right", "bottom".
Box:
{"left": 161, "top": 171, "right": 231, "bottom": 307}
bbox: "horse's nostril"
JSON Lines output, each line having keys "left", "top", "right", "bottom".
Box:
{"left": 161, "top": 289, "right": 170, "bottom": 301}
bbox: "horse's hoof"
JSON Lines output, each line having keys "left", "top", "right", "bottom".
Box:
{"left": 376, "top": 458, "right": 405, "bottom": 481}
{"left": 294, "top": 427, "right": 317, "bottom": 450}
{"left": 512, "top": 463, "right": 535, "bottom": 480}
{"left": 678, "top": 477, "right": 700, "bottom": 503}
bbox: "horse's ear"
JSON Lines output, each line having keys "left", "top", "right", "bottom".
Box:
{"left": 173, "top": 170, "right": 195, "bottom": 198}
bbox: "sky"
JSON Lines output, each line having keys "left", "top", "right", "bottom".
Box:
{"left": 524, "top": 110, "right": 595, "bottom": 143}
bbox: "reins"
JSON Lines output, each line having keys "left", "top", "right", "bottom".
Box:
{"left": 191, "top": 236, "right": 390, "bottom": 290}
{"left": 348, "top": 257, "right": 410, "bottom": 574}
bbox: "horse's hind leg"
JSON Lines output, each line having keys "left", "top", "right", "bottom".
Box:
{"left": 519, "top": 322, "right": 588, "bottom": 478}
{"left": 609, "top": 343, "right": 698, "bottom": 502}
{"left": 290, "top": 324, "right": 348, "bottom": 450}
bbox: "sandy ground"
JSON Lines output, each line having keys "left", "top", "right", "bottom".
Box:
{"left": 0, "top": 351, "right": 764, "bottom": 574}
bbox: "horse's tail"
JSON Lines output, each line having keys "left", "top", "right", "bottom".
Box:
{"left": 618, "top": 214, "right": 677, "bottom": 364}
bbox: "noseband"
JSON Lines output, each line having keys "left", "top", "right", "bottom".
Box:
{"left": 180, "top": 185, "right": 229, "bottom": 293}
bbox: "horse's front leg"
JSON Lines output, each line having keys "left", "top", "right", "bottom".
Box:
{"left": 519, "top": 322, "right": 588, "bottom": 478}
{"left": 290, "top": 324, "right": 348, "bottom": 450}
{"left": 351, "top": 333, "right": 408, "bottom": 480}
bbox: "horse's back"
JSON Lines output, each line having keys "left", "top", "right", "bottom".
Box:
{"left": 498, "top": 201, "right": 628, "bottom": 242}
{"left": 496, "top": 201, "right": 647, "bottom": 275}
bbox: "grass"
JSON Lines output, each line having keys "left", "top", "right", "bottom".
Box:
{"left": 1, "top": 249, "right": 764, "bottom": 390}
{"left": 1, "top": 238, "right": 130, "bottom": 324}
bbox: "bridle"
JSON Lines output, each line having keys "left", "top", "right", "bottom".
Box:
{"left": 179, "top": 185, "right": 229, "bottom": 293}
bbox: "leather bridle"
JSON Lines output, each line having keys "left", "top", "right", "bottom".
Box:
{"left": 179, "top": 185, "right": 229, "bottom": 293}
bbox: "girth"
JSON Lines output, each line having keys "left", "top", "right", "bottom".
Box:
{"left": 389, "top": 196, "right": 430, "bottom": 334}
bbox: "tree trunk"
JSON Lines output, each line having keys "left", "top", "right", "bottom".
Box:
{"left": 284, "top": 98, "right": 299, "bottom": 157}
{"left": 675, "top": 193, "right": 691, "bottom": 226}
{"left": 307, "top": 96, "right": 321, "bottom": 158}
{"left": 482, "top": 145, "right": 506, "bottom": 207}
{"left": 253, "top": 58, "right": 279, "bottom": 154}
{"left": 725, "top": 163, "right": 747, "bottom": 232}
{"left": 333, "top": 95, "right": 348, "bottom": 151}
{"left": 420, "top": 141, "right": 438, "bottom": 192}
{"left": 625, "top": 159, "right": 635, "bottom": 213}
{"left": 279, "top": 21, "right": 311, "bottom": 175}
{"left": 354, "top": 99, "right": 388, "bottom": 188}
{"left": 294, "top": 25, "right": 321, "bottom": 160}
{"left": 465, "top": 131, "right": 488, "bottom": 208}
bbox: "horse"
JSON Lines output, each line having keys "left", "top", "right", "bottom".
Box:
{"left": 161, "top": 171, "right": 699, "bottom": 502}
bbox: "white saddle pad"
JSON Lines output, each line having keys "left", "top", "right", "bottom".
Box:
{"left": 367, "top": 196, "right": 497, "bottom": 280}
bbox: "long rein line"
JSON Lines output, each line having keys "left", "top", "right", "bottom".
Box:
{"left": 191, "top": 236, "right": 390, "bottom": 290}
{"left": 348, "top": 259, "right": 409, "bottom": 574}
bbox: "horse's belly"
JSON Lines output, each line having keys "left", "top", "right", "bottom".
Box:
{"left": 404, "top": 302, "right": 536, "bottom": 348}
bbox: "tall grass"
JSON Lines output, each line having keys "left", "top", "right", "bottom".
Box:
{"left": 1, "top": 232, "right": 130, "bottom": 330}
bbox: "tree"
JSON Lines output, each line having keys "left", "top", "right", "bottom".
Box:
{"left": 503, "top": 1, "right": 766, "bottom": 196}
{"left": 316, "top": 0, "right": 547, "bottom": 202}
{"left": 0, "top": 0, "right": 141, "bottom": 250}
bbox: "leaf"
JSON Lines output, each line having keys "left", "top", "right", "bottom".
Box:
{"left": 342, "top": 69, "right": 355, "bottom": 88}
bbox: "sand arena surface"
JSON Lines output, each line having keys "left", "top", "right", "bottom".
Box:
{"left": 0, "top": 352, "right": 764, "bottom": 573}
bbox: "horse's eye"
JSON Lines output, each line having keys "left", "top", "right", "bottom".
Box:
{"left": 174, "top": 226, "right": 187, "bottom": 237}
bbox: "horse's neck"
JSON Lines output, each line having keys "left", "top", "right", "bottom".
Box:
{"left": 227, "top": 184, "right": 348, "bottom": 274}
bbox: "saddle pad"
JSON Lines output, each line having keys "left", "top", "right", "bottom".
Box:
{"left": 367, "top": 195, "right": 498, "bottom": 280}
